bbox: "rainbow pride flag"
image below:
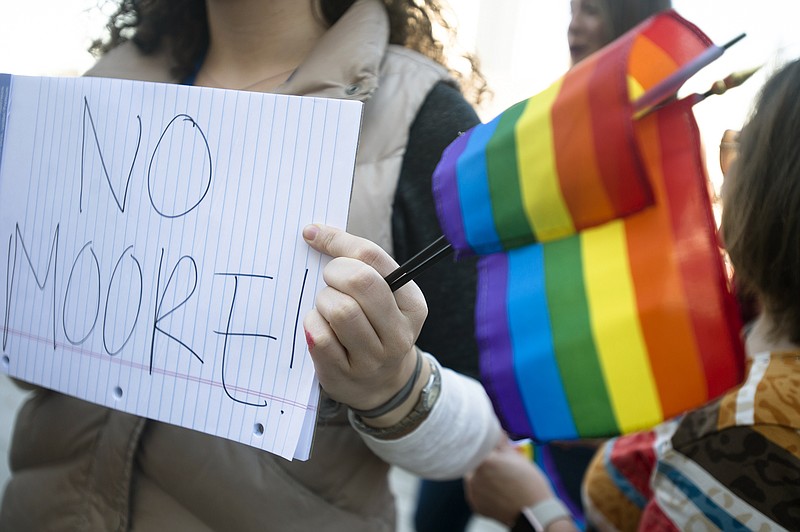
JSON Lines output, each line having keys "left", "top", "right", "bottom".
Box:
{"left": 434, "top": 11, "right": 745, "bottom": 441}
{"left": 434, "top": 11, "right": 721, "bottom": 256}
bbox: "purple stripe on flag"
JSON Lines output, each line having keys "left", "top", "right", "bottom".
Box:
{"left": 433, "top": 128, "right": 473, "bottom": 258}
{"left": 477, "top": 253, "right": 533, "bottom": 437}
{"left": 537, "top": 444, "right": 584, "bottom": 521}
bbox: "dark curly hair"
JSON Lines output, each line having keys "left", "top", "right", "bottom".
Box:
{"left": 90, "top": 0, "right": 489, "bottom": 105}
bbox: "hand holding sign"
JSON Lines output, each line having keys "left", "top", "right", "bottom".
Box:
{"left": 302, "top": 224, "right": 427, "bottom": 419}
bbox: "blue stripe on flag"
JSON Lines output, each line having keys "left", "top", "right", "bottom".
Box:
{"left": 457, "top": 116, "right": 503, "bottom": 254}
{"left": 508, "top": 244, "right": 577, "bottom": 439}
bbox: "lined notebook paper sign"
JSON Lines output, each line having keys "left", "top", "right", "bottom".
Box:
{"left": 0, "top": 74, "right": 362, "bottom": 460}
{"left": 434, "top": 11, "right": 745, "bottom": 442}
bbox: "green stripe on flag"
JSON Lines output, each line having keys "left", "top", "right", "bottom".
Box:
{"left": 544, "top": 235, "right": 618, "bottom": 436}
{"left": 486, "top": 100, "right": 530, "bottom": 248}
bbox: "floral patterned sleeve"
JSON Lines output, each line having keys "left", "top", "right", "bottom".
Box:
{"left": 584, "top": 352, "right": 800, "bottom": 531}
{"left": 582, "top": 430, "right": 660, "bottom": 531}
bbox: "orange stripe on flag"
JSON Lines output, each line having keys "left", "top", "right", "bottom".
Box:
{"left": 625, "top": 116, "right": 707, "bottom": 417}
{"left": 628, "top": 35, "right": 680, "bottom": 92}
{"left": 552, "top": 58, "right": 616, "bottom": 230}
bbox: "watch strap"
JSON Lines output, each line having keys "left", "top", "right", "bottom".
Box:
{"left": 349, "top": 355, "right": 441, "bottom": 440}
{"left": 521, "top": 498, "right": 571, "bottom": 532}
{"left": 349, "top": 347, "right": 422, "bottom": 418}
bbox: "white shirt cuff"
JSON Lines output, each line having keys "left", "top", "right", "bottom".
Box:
{"left": 353, "top": 356, "right": 502, "bottom": 479}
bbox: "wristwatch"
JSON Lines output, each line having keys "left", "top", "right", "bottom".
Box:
{"left": 349, "top": 355, "right": 441, "bottom": 440}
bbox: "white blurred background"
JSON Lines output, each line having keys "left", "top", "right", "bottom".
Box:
{"left": 0, "top": 1, "right": 799, "bottom": 531}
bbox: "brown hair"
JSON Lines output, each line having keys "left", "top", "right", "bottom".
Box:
{"left": 721, "top": 58, "right": 800, "bottom": 342}
{"left": 603, "top": 0, "right": 672, "bottom": 42}
{"left": 90, "top": 0, "right": 488, "bottom": 104}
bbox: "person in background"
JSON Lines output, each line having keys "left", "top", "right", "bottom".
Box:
{"left": 568, "top": 0, "right": 672, "bottom": 67}
{"left": 466, "top": 439, "right": 578, "bottom": 532}
{"left": 413, "top": 1, "right": 676, "bottom": 530}
{"left": 466, "top": 57, "right": 800, "bottom": 532}
{"left": 720, "top": 128, "right": 761, "bottom": 329}
{"left": 0, "top": 1, "right": 503, "bottom": 530}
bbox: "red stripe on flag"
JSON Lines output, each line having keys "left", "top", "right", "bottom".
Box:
{"left": 586, "top": 36, "right": 651, "bottom": 219}
{"left": 654, "top": 99, "right": 744, "bottom": 398}
{"left": 639, "top": 10, "right": 714, "bottom": 66}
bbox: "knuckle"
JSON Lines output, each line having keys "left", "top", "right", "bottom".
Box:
{"left": 329, "top": 297, "right": 361, "bottom": 325}
{"left": 353, "top": 245, "right": 385, "bottom": 270}
{"left": 314, "top": 286, "right": 336, "bottom": 313}
{"left": 401, "top": 331, "right": 417, "bottom": 352}
{"left": 346, "top": 266, "right": 379, "bottom": 294}
{"left": 309, "top": 327, "right": 332, "bottom": 350}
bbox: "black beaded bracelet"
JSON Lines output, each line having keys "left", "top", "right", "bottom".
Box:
{"left": 348, "top": 348, "right": 422, "bottom": 419}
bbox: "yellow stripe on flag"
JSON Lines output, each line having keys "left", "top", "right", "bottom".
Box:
{"left": 627, "top": 75, "right": 645, "bottom": 101}
{"left": 581, "top": 221, "right": 661, "bottom": 432}
{"left": 516, "top": 79, "right": 575, "bottom": 241}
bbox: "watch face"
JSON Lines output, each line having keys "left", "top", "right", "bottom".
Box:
{"left": 420, "top": 366, "right": 441, "bottom": 410}
{"left": 423, "top": 391, "right": 437, "bottom": 410}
